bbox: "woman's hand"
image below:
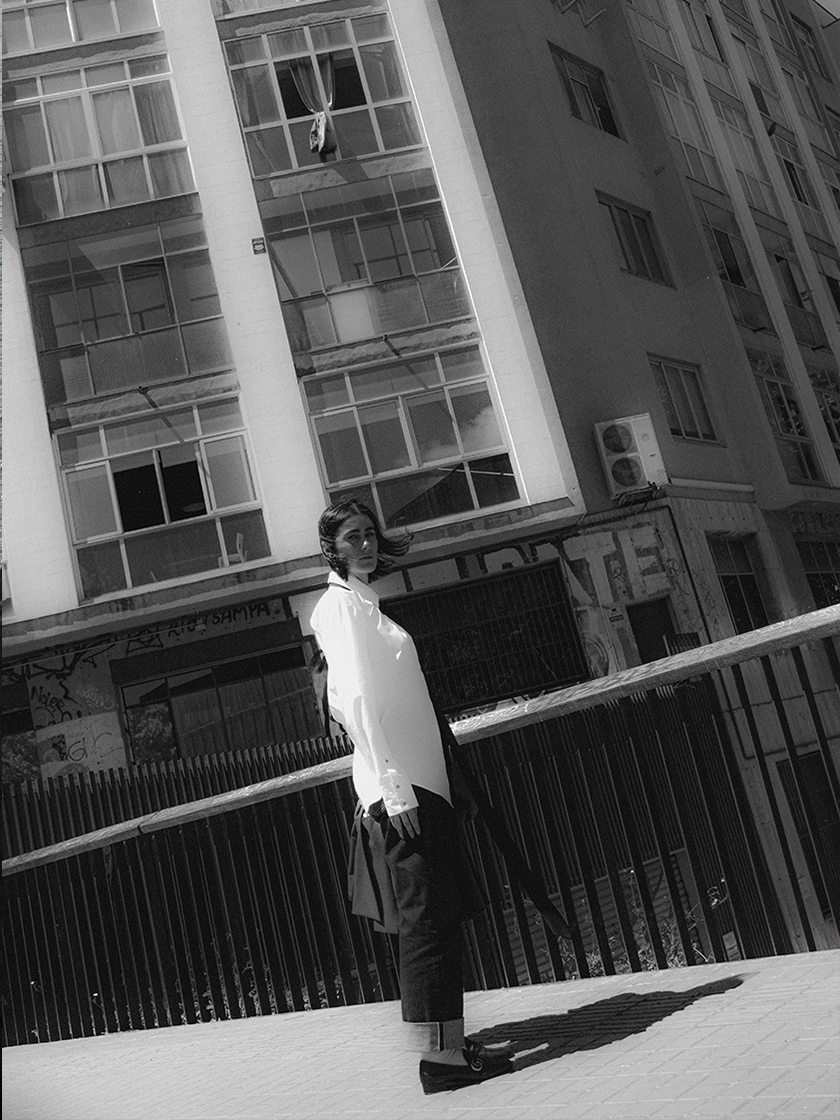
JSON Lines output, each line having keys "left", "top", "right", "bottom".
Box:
{"left": 389, "top": 806, "right": 421, "bottom": 839}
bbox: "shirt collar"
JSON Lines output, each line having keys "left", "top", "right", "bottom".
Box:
{"left": 327, "top": 569, "right": 380, "bottom": 604}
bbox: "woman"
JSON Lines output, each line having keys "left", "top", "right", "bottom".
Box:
{"left": 310, "top": 498, "right": 513, "bottom": 1094}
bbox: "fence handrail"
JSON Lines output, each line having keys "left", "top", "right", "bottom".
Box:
{"left": 4, "top": 606, "right": 838, "bottom": 878}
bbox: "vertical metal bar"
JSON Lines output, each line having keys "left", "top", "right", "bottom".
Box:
{"left": 621, "top": 695, "right": 699, "bottom": 965}
{"left": 596, "top": 702, "right": 668, "bottom": 970}
{"left": 731, "top": 662, "right": 816, "bottom": 950}
{"left": 790, "top": 644, "right": 840, "bottom": 808}
{"left": 822, "top": 635, "right": 840, "bottom": 687}
{"left": 760, "top": 655, "right": 840, "bottom": 928}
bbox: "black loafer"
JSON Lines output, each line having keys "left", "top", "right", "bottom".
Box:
{"left": 419, "top": 1045, "right": 514, "bottom": 1094}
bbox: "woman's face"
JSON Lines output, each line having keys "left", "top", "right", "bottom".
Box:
{"left": 333, "top": 513, "right": 379, "bottom": 582}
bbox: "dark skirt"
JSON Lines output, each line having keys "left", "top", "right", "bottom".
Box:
{"left": 347, "top": 787, "right": 487, "bottom": 936}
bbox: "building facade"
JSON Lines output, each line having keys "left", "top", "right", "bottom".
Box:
{"left": 2, "top": 0, "right": 839, "bottom": 787}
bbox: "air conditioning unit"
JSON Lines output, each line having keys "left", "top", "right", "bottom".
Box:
{"left": 594, "top": 414, "right": 668, "bottom": 498}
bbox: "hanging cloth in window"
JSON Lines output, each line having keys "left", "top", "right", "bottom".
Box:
{"left": 290, "top": 55, "right": 337, "bottom": 155}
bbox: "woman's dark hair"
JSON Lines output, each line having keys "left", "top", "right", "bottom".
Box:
{"left": 318, "top": 498, "right": 410, "bottom": 581}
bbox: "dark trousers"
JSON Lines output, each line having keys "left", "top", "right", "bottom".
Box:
{"left": 368, "top": 786, "right": 482, "bottom": 1045}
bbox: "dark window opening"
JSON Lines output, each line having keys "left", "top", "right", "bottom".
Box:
{"left": 708, "top": 535, "right": 771, "bottom": 634}
{"left": 778, "top": 754, "right": 839, "bottom": 921}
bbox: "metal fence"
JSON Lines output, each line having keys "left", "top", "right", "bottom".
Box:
{"left": 3, "top": 607, "right": 839, "bottom": 1047}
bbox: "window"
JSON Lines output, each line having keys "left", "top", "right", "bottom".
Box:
{"left": 806, "top": 364, "right": 840, "bottom": 466}
{"left": 23, "top": 217, "right": 232, "bottom": 405}
{"left": 816, "top": 253, "right": 840, "bottom": 321}
{"left": 550, "top": 46, "right": 620, "bottom": 137}
{"left": 599, "top": 196, "right": 669, "bottom": 283}
{"left": 699, "top": 201, "right": 773, "bottom": 331}
{"left": 122, "top": 647, "right": 322, "bottom": 763}
{"left": 747, "top": 350, "right": 823, "bottom": 483}
{"left": 647, "top": 61, "right": 723, "bottom": 189}
{"left": 625, "top": 0, "right": 679, "bottom": 60}
{"left": 225, "top": 14, "right": 420, "bottom": 175}
{"left": 712, "top": 98, "right": 780, "bottom": 216}
{"left": 3, "top": 55, "right": 193, "bottom": 224}
{"left": 303, "top": 345, "right": 519, "bottom": 528}
{"left": 57, "top": 399, "right": 270, "bottom": 599}
{"left": 707, "top": 535, "right": 770, "bottom": 633}
{"left": 756, "top": 0, "right": 794, "bottom": 52}
{"left": 771, "top": 135, "right": 829, "bottom": 239}
{"left": 650, "top": 357, "right": 717, "bottom": 441}
{"left": 796, "top": 541, "right": 840, "bottom": 608}
{"left": 816, "top": 157, "right": 840, "bottom": 213}
{"left": 1, "top": 0, "right": 158, "bottom": 55}
{"left": 730, "top": 30, "right": 789, "bottom": 128}
{"left": 790, "top": 16, "right": 829, "bottom": 81}
{"left": 266, "top": 169, "right": 470, "bottom": 352}
{"left": 781, "top": 63, "right": 834, "bottom": 153}
{"left": 679, "top": 0, "right": 734, "bottom": 93}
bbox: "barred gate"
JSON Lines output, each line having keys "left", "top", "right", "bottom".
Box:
{"left": 3, "top": 609, "right": 839, "bottom": 1046}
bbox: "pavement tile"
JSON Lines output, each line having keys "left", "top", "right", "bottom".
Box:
{"left": 3, "top": 951, "right": 839, "bottom": 1120}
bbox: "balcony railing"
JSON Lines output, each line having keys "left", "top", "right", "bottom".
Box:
{"left": 3, "top": 607, "right": 838, "bottom": 1046}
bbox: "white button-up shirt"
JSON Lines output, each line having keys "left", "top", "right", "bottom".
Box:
{"left": 310, "top": 571, "right": 452, "bottom": 816}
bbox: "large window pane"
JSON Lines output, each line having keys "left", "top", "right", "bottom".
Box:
{"left": 221, "top": 510, "right": 270, "bottom": 564}
{"left": 330, "top": 50, "right": 367, "bottom": 109}
{"left": 182, "top": 319, "right": 233, "bottom": 374}
{"left": 246, "top": 127, "right": 292, "bottom": 176}
{"left": 271, "top": 233, "right": 322, "bottom": 299}
{"left": 73, "top": 0, "right": 118, "bottom": 38}
{"left": 330, "top": 288, "right": 376, "bottom": 342}
{"left": 123, "top": 260, "right": 173, "bottom": 331}
{"left": 5, "top": 106, "right": 50, "bottom": 171}
{"left": 104, "top": 157, "right": 151, "bottom": 205}
{"left": 30, "top": 4, "right": 73, "bottom": 49}
{"left": 77, "top": 540, "right": 127, "bottom": 599}
{"left": 126, "top": 702, "right": 177, "bottom": 764}
{"left": 106, "top": 412, "right": 195, "bottom": 455}
{"left": 233, "top": 65, "right": 280, "bottom": 126}
{"left": 360, "top": 401, "right": 411, "bottom": 473}
{"left": 314, "top": 412, "right": 367, "bottom": 482}
{"left": 31, "top": 277, "right": 81, "bottom": 349}
{"left": 358, "top": 215, "right": 410, "bottom": 280}
{"left": 360, "top": 42, "right": 405, "bottom": 101}
{"left": 93, "top": 89, "right": 141, "bottom": 154}
{"left": 469, "top": 454, "right": 519, "bottom": 507}
{"left": 450, "top": 385, "right": 502, "bottom": 451}
{"left": 58, "top": 166, "right": 104, "bottom": 216}
{"left": 39, "top": 349, "right": 93, "bottom": 403}
{"left": 370, "top": 277, "right": 426, "bottom": 333}
{"left": 407, "top": 392, "right": 459, "bottom": 463}
{"left": 441, "top": 347, "right": 484, "bottom": 382}
{"left": 147, "top": 149, "right": 194, "bottom": 197}
{"left": 403, "top": 203, "right": 456, "bottom": 272}
{"left": 88, "top": 336, "right": 145, "bottom": 392}
{"left": 168, "top": 251, "right": 221, "bottom": 321}
{"left": 378, "top": 464, "right": 471, "bottom": 526}
{"left": 115, "top": 0, "right": 158, "bottom": 35}
{"left": 313, "top": 224, "right": 366, "bottom": 287}
{"left": 305, "top": 375, "right": 350, "bottom": 411}
{"left": 13, "top": 175, "right": 59, "bottom": 224}
{"left": 58, "top": 429, "right": 105, "bottom": 466}
{"left": 206, "top": 437, "right": 255, "bottom": 508}
{"left": 160, "top": 444, "right": 206, "bottom": 521}
{"left": 125, "top": 521, "right": 223, "bottom": 587}
{"left": 113, "top": 452, "right": 165, "bottom": 531}
{"left": 376, "top": 102, "right": 421, "bottom": 149}
{"left": 419, "top": 270, "right": 470, "bottom": 322}
{"left": 66, "top": 465, "right": 118, "bottom": 539}
{"left": 333, "top": 109, "right": 378, "bottom": 157}
{"left": 135, "top": 82, "right": 181, "bottom": 144}
{"left": 3, "top": 9, "right": 31, "bottom": 54}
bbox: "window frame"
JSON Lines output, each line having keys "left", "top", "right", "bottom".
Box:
{"left": 224, "top": 15, "right": 421, "bottom": 176}
{"left": 789, "top": 15, "right": 830, "bottom": 81}
{"left": 747, "top": 349, "right": 823, "bottom": 484}
{"left": 302, "top": 344, "right": 521, "bottom": 529}
{"left": 1, "top": 0, "right": 159, "bottom": 56}
{"left": 598, "top": 194, "right": 671, "bottom": 285}
{"left": 707, "top": 533, "right": 771, "bottom": 634}
{"left": 3, "top": 54, "right": 194, "bottom": 224}
{"left": 795, "top": 540, "right": 840, "bottom": 609}
{"left": 57, "top": 398, "right": 269, "bottom": 599}
{"left": 647, "top": 60, "right": 722, "bottom": 189}
{"left": 549, "top": 44, "right": 622, "bottom": 138}
{"left": 649, "top": 356, "right": 718, "bottom": 443}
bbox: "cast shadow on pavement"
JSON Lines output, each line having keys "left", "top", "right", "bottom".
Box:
{"left": 471, "top": 974, "right": 745, "bottom": 1073}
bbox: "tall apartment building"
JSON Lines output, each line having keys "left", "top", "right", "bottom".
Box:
{"left": 2, "top": 0, "right": 839, "bottom": 785}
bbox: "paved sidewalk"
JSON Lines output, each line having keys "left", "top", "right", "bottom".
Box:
{"left": 4, "top": 951, "right": 839, "bottom": 1120}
